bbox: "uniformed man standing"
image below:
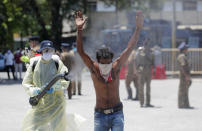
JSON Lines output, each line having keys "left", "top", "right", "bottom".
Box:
{"left": 27, "top": 36, "right": 41, "bottom": 58}
{"left": 177, "top": 42, "right": 192, "bottom": 109}
{"left": 60, "top": 43, "right": 75, "bottom": 99}
{"left": 22, "top": 36, "right": 41, "bottom": 69}
{"left": 72, "top": 43, "right": 85, "bottom": 95}
{"left": 136, "top": 38, "right": 154, "bottom": 107}
{"left": 125, "top": 50, "right": 139, "bottom": 100}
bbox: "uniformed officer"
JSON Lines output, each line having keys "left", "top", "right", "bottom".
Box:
{"left": 136, "top": 38, "right": 154, "bottom": 107}
{"left": 27, "top": 36, "right": 41, "bottom": 58}
{"left": 71, "top": 43, "right": 85, "bottom": 95}
{"left": 177, "top": 42, "right": 192, "bottom": 109}
{"left": 60, "top": 43, "right": 75, "bottom": 99}
{"left": 21, "top": 36, "right": 41, "bottom": 69}
{"left": 125, "top": 50, "right": 139, "bottom": 100}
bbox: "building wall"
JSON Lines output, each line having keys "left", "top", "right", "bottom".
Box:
{"left": 85, "top": 11, "right": 131, "bottom": 37}
{"left": 149, "top": 0, "right": 202, "bottom": 25}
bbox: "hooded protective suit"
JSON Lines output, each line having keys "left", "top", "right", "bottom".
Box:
{"left": 22, "top": 55, "right": 70, "bottom": 131}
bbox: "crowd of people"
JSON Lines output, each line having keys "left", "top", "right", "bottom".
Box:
{"left": 3, "top": 48, "right": 23, "bottom": 80}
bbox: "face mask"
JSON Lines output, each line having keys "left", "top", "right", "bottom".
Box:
{"left": 42, "top": 52, "right": 53, "bottom": 61}
{"left": 98, "top": 63, "right": 112, "bottom": 76}
{"left": 73, "top": 48, "right": 77, "bottom": 52}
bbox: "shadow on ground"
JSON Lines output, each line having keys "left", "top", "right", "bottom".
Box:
{"left": 0, "top": 79, "right": 22, "bottom": 85}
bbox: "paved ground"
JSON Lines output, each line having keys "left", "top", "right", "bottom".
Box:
{"left": 0, "top": 72, "right": 202, "bottom": 131}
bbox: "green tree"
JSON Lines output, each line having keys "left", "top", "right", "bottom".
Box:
{"left": 0, "top": 0, "right": 23, "bottom": 51}
{"left": 21, "top": 0, "right": 82, "bottom": 49}
{"left": 0, "top": 0, "right": 87, "bottom": 51}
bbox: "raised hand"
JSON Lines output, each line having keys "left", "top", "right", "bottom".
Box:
{"left": 136, "top": 11, "right": 144, "bottom": 30}
{"left": 75, "top": 11, "right": 87, "bottom": 30}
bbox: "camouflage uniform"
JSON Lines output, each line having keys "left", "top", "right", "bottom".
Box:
{"left": 136, "top": 47, "right": 154, "bottom": 107}
{"left": 125, "top": 50, "right": 139, "bottom": 100}
{"left": 177, "top": 53, "right": 191, "bottom": 108}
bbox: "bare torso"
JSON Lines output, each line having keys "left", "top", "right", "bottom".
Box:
{"left": 91, "top": 63, "right": 121, "bottom": 109}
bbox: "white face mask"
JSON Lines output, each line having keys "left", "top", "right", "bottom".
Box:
{"left": 98, "top": 63, "right": 112, "bottom": 76}
{"left": 42, "top": 52, "right": 53, "bottom": 61}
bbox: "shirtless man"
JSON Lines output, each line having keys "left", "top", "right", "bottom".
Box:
{"left": 75, "top": 11, "right": 144, "bottom": 131}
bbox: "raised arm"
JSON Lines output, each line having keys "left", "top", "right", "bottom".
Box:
{"left": 115, "top": 11, "right": 144, "bottom": 69}
{"left": 75, "top": 11, "right": 94, "bottom": 72}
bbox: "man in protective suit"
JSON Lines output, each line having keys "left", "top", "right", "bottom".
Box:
{"left": 177, "top": 42, "right": 193, "bottom": 109}
{"left": 136, "top": 38, "right": 154, "bottom": 107}
{"left": 22, "top": 40, "right": 70, "bottom": 131}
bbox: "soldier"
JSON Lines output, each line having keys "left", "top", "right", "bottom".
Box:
{"left": 125, "top": 50, "right": 139, "bottom": 100}
{"left": 177, "top": 42, "right": 192, "bottom": 109}
{"left": 136, "top": 38, "right": 154, "bottom": 107}
{"left": 27, "top": 36, "right": 41, "bottom": 58}
{"left": 22, "top": 36, "right": 41, "bottom": 69}
{"left": 72, "top": 42, "right": 85, "bottom": 95}
{"left": 60, "top": 43, "right": 75, "bottom": 99}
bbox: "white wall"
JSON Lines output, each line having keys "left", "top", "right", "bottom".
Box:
{"left": 197, "top": 1, "right": 202, "bottom": 11}
{"left": 96, "top": 1, "right": 116, "bottom": 12}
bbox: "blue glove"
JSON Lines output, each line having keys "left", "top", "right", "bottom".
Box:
{"left": 31, "top": 88, "right": 41, "bottom": 96}
{"left": 46, "top": 88, "right": 54, "bottom": 94}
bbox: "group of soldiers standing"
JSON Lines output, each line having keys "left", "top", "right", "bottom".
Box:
{"left": 125, "top": 39, "right": 192, "bottom": 109}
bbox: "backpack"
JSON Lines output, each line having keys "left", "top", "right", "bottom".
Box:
{"left": 32, "top": 59, "right": 59, "bottom": 72}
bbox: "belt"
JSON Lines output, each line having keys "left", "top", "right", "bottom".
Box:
{"left": 95, "top": 103, "right": 123, "bottom": 114}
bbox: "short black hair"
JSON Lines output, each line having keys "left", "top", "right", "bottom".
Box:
{"left": 96, "top": 46, "right": 114, "bottom": 62}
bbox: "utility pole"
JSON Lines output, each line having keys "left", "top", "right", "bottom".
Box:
{"left": 172, "top": 0, "right": 176, "bottom": 74}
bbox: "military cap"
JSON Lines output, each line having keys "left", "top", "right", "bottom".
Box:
{"left": 29, "top": 36, "right": 40, "bottom": 41}
{"left": 178, "top": 42, "right": 189, "bottom": 51}
{"left": 61, "top": 43, "right": 72, "bottom": 47}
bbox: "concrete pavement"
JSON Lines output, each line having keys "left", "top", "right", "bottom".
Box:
{"left": 0, "top": 72, "right": 202, "bottom": 131}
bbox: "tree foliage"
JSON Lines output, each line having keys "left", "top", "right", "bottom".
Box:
{"left": 0, "top": 0, "right": 84, "bottom": 51}
{"left": 0, "top": 0, "right": 165, "bottom": 52}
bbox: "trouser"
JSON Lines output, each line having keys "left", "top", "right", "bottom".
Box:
{"left": 73, "top": 72, "right": 82, "bottom": 95}
{"left": 125, "top": 74, "right": 139, "bottom": 99}
{"left": 6, "top": 65, "right": 15, "bottom": 79}
{"left": 15, "top": 63, "right": 23, "bottom": 79}
{"left": 138, "top": 71, "right": 152, "bottom": 106}
{"left": 178, "top": 75, "right": 190, "bottom": 108}
{"left": 67, "top": 81, "right": 75, "bottom": 99}
{"left": 94, "top": 103, "right": 124, "bottom": 131}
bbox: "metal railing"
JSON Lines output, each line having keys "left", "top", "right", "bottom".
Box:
{"left": 161, "top": 48, "right": 202, "bottom": 75}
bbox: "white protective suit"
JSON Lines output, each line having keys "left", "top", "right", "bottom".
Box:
{"left": 22, "top": 55, "right": 72, "bottom": 131}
